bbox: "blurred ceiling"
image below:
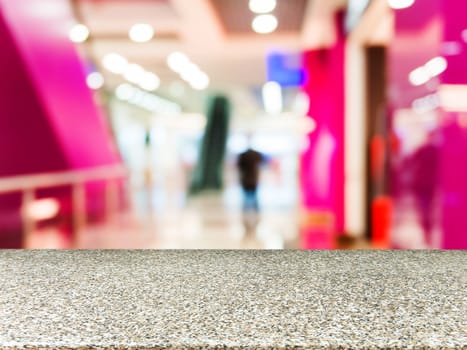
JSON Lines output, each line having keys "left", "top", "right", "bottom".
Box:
{"left": 209, "top": 0, "right": 308, "bottom": 34}
{"left": 73, "top": 0, "right": 347, "bottom": 116}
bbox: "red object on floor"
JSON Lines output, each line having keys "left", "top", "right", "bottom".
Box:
{"left": 370, "top": 135, "right": 386, "bottom": 180}
{"left": 372, "top": 196, "right": 392, "bottom": 248}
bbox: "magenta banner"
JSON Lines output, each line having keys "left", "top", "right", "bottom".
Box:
{"left": 300, "top": 14, "right": 345, "bottom": 235}
{"left": 0, "top": 0, "right": 122, "bottom": 247}
{"left": 388, "top": 0, "right": 467, "bottom": 249}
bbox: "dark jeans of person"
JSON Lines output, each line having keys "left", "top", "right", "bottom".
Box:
{"left": 242, "top": 188, "right": 259, "bottom": 212}
{"left": 414, "top": 191, "right": 435, "bottom": 244}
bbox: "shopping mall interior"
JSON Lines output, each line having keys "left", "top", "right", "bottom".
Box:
{"left": 0, "top": 0, "right": 466, "bottom": 249}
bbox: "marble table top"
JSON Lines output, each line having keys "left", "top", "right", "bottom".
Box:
{"left": 0, "top": 250, "right": 465, "bottom": 350}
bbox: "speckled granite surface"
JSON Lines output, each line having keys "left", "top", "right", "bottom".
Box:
{"left": 0, "top": 250, "right": 465, "bottom": 350}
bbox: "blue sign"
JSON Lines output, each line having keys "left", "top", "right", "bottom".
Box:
{"left": 266, "top": 52, "right": 305, "bottom": 87}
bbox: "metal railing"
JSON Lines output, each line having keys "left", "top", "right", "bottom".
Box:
{"left": 0, "top": 164, "right": 128, "bottom": 241}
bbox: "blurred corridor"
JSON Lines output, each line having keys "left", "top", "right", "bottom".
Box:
{"left": 0, "top": 0, "right": 466, "bottom": 249}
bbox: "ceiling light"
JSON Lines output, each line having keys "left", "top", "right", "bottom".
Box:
{"left": 139, "top": 72, "right": 161, "bottom": 91}
{"left": 425, "top": 56, "right": 448, "bottom": 77}
{"left": 249, "top": 0, "right": 277, "bottom": 14}
{"left": 116, "top": 84, "right": 181, "bottom": 114}
{"left": 180, "top": 63, "right": 201, "bottom": 82}
{"left": 115, "top": 83, "right": 135, "bottom": 101}
{"left": 252, "top": 14, "right": 278, "bottom": 34}
{"left": 262, "top": 81, "right": 282, "bottom": 114}
{"left": 86, "top": 72, "right": 104, "bottom": 90}
{"left": 408, "top": 56, "right": 448, "bottom": 86}
{"left": 129, "top": 23, "right": 154, "bottom": 43}
{"left": 190, "top": 72, "right": 210, "bottom": 90}
{"left": 69, "top": 24, "right": 89, "bottom": 43}
{"left": 409, "top": 66, "right": 430, "bottom": 86}
{"left": 387, "top": 0, "right": 415, "bottom": 9}
{"left": 167, "top": 52, "right": 190, "bottom": 73}
{"left": 102, "top": 53, "right": 128, "bottom": 74}
{"left": 123, "top": 63, "right": 145, "bottom": 84}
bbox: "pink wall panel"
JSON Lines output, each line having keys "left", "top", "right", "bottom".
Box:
{"left": 388, "top": 0, "right": 467, "bottom": 249}
{"left": 0, "top": 9, "right": 69, "bottom": 176}
{"left": 300, "top": 14, "right": 345, "bottom": 234}
{"left": 438, "top": 0, "right": 467, "bottom": 249}
{"left": 0, "top": 0, "right": 120, "bottom": 169}
{"left": 0, "top": 0, "right": 122, "bottom": 247}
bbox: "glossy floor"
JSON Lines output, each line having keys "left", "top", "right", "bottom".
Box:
{"left": 23, "top": 186, "right": 372, "bottom": 250}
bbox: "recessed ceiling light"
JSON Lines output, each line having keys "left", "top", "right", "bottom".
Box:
{"left": 123, "top": 64, "right": 145, "bottom": 84}
{"left": 102, "top": 53, "right": 128, "bottom": 74}
{"left": 116, "top": 84, "right": 181, "bottom": 114}
{"left": 69, "top": 24, "right": 89, "bottom": 43}
{"left": 180, "top": 63, "right": 201, "bottom": 82}
{"left": 249, "top": 0, "right": 277, "bottom": 14}
{"left": 86, "top": 72, "right": 104, "bottom": 90}
{"left": 190, "top": 72, "right": 210, "bottom": 90}
{"left": 139, "top": 72, "right": 161, "bottom": 91}
{"left": 409, "top": 66, "right": 430, "bottom": 86}
{"left": 129, "top": 23, "right": 154, "bottom": 43}
{"left": 252, "top": 14, "right": 278, "bottom": 34}
{"left": 387, "top": 0, "right": 415, "bottom": 9}
{"left": 425, "top": 56, "right": 448, "bottom": 77}
{"left": 408, "top": 56, "right": 448, "bottom": 86}
{"left": 167, "top": 52, "right": 190, "bottom": 73}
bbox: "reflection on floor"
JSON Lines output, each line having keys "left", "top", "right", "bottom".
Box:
{"left": 23, "top": 185, "right": 372, "bottom": 250}
{"left": 391, "top": 194, "right": 442, "bottom": 249}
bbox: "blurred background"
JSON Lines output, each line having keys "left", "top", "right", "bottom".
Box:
{"left": 0, "top": 0, "right": 466, "bottom": 249}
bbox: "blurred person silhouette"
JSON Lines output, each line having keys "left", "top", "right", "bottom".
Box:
{"left": 144, "top": 128, "right": 153, "bottom": 212}
{"left": 408, "top": 129, "right": 441, "bottom": 246}
{"left": 237, "top": 138, "right": 265, "bottom": 235}
{"left": 237, "top": 136, "right": 264, "bottom": 214}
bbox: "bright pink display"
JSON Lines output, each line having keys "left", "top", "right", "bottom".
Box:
{"left": 300, "top": 14, "right": 345, "bottom": 235}
{"left": 389, "top": 0, "right": 467, "bottom": 249}
{"left": 0, "top": 0, "right": 120, "bottom": 170}
{"left": 0, "top": 0, "right": 121, "bottom": 247}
